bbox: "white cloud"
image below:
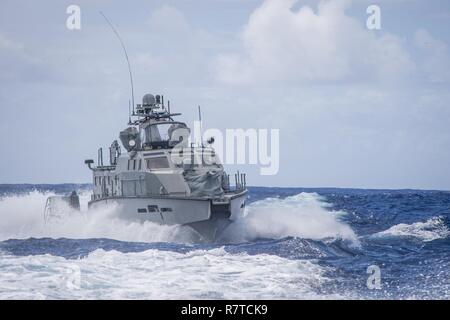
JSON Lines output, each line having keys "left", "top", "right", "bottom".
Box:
{"left": 0, "top": 33, "right": 46, "bottom": 82}
{"left": 148, "top": 5, "right": 191, "bottom": 35}
{"left": 131, "top": 5, "right": 218, "bottom": 86}
{"left": 214, "top": 0, "right": 414, "bottom": 85}
{"left": 1, "top": 0, "right": 450, "bottom": 189}
{"left": 414, "top": 28, "right": 450, "bottom": 83}
{"left": 0, "top": 33, "right": 22, "bottom": 51}
{"left": 135, "top": 52, "right": 161, "bottom": 71}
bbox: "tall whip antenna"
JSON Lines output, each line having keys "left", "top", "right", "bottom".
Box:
{"left": 198, "top": 105, "right": 203, "bottom": 147}
{"left": 100, "top": 11, "right": 135, "bottom": 114}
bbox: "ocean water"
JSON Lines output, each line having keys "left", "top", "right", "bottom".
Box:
{"left": 0, "top": 184, "right": 449, "bottom": 299}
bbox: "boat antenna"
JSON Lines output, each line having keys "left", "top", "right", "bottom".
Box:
{"left": 198, "top": 105, "right": 203, "bottom": 147}
{"left": 128, "top": 100, "right": 131, "bottom": 124}
{"left": 100, "top": 11, "right": 135, "bottom": 115}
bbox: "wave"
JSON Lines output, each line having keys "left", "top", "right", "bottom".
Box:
{"left": 0, "top": 191, "right": 196, "bottom": 243}
{"left": 224, "top": 193, "right": 359, "bottom": 245}
{"left": 0, "top": 191, "right": 358, "bottom": 245}
{"left": 370, "top": 217, "right": 450, "bottom": 242}
{"left": 0, "top": 247, "right": 344, "bottom": 299}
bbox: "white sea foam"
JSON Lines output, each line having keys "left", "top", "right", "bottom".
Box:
{"left": 0, "top": 247, "right": 343, "bottom": 299}
{"left": 224, "top": 193, "right": 359, "bottom": 245}
{"left": 0, "top": 191, "right": 195, "bottom": 243}
{"left": 0, "top": 191, "right": 360, "bottom": 299}
{"left": 0, "top": 191, "right": 357, "bottom": 244}
{"left": 371, "top": 217, "right": 450, "bottom": 242}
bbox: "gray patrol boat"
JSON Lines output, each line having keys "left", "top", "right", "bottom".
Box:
{"left": 52, "top": 93, "right": 247, "bottom": 240}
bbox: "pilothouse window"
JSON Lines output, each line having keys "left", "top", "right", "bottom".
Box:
{"left": 146, "top": 157, "right": 170, "bottom": 169}
{"left": 142, "top": 122, "right": 189, "bottom": 149}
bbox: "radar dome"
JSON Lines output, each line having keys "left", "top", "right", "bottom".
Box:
{"left": 142, "top": 94, "right": 156, "bottom": 106}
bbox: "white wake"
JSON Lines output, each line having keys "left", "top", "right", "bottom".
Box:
{"left": 224, "top": 193, "right": 358, "bottom": 245}
{"left": 370, "top": 217, "right": 450, "bottom": 242}
{"left": 0, "top": 247, "right": 345, "bottom": 299}
{"left": 0, "top": 191, "right": 359, "bottom": 299}
{"left": 0, "top": 191, "right": 195, "bottom": 243}
{"left": 0, "top": 191, "right": 357, "bottom": 244}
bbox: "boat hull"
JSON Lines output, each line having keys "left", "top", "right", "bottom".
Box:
{"left": 88, "top": 191, "right": 248, "bottom": 240}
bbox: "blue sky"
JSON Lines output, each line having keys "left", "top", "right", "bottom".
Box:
{"left": 1, "top": 0, "right": 450, "bottom": 189}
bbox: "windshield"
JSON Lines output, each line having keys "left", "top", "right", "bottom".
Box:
{"left": 141, "top": 122, "right": 189, "bottom": 148}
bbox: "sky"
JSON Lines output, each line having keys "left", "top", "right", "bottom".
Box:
{"left": 1, "top": 0, "right": 450, "bottom": 190}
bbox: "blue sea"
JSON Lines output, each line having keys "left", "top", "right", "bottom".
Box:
{"left": 0, "top": 184, "right": 449, "bottom": 299}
